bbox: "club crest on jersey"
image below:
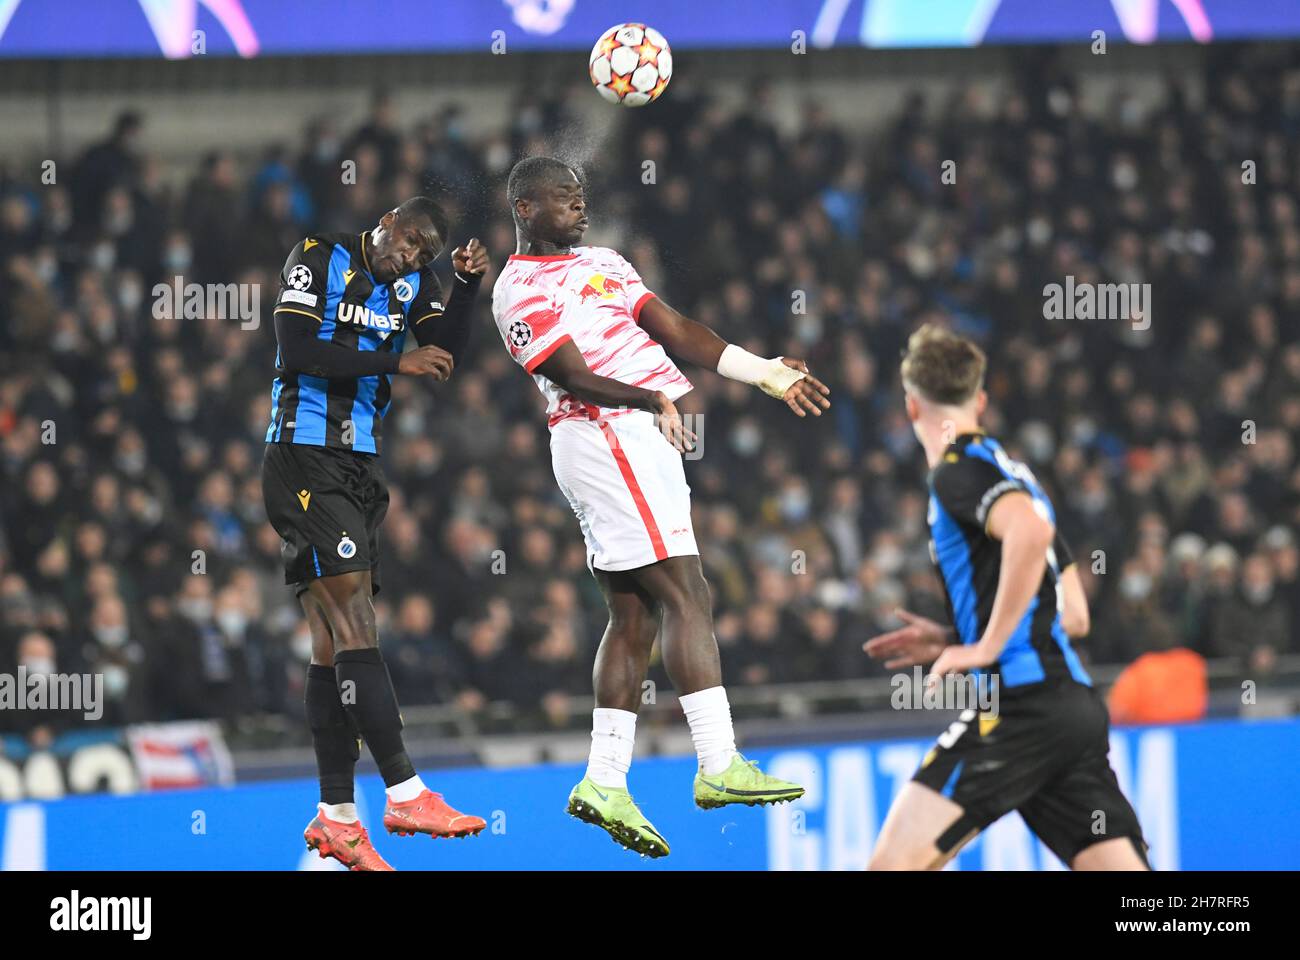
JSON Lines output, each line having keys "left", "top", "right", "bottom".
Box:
{"left": 576, "top": 273, "right": 623, "bottom": 303}
{"left": 393, "top": 278, "right": 414, "bottom": 302}
{"left": 337, "top": 302, "right": 404, "bottom": 333}
{"left": 508, "top": 319, "right": 533, "bottom": 347}
{"left": 337, "top": 535, "right": 357, "bottom": 559}
{"left": 287, "top": 264, "right": 313, "bottom": 291}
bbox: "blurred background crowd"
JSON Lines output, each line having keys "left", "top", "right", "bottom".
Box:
{"left": 1, "top": 47, "right": 1297, "bottom": 741}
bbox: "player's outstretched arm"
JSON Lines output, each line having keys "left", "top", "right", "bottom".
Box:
{"left": 534, "top": 340, "right": 696, "bottom": 452}
{"left": 637, "top": 297, "right": 729, "bottom": 368}
{"left": 864, "top": 608, "right": 956, "bottom": 668}
{"left": 928, "top": 492, "right": 1054, "bottom": 682}
{"left": 639, "top": 298, "right": 830, "bottom": 416}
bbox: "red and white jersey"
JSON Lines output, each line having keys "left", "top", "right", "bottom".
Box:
{"left": 491, "top": 246, "right": 693, "bottom": 428}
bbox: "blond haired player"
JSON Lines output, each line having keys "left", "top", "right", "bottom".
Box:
{"left": 492, "top": 157, "right": 830, "bottom": 857}
{"left": 864, "top": 324, "right": 1148, "bottom": 870}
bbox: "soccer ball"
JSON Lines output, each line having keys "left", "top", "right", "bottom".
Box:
{"left": 589, "top": 23, "right": 672, "bottom": 107}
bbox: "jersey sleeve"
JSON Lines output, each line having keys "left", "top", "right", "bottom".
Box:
{"left": 616, "top": 252, "right": 657, "bottom": 321}
{"left": 409, "top": 265, "right": 445, "bottom": 328}
{"left": 413, "top": 265, "right": 480, "bottom": 366}
{"left": 932, "top": 456, "right": 1029, "bottom": 531}
{"left": 1053, "top": 530, "right": 1076, "bottom": 571}
{"left": 274, "top": 237, "right": 331, "bottom": 323}
{"left": 493, "top": 286, "right": 572, "bottom": 374}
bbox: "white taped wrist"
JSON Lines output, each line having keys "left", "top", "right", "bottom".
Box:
{"left": 717, "top": 343, "right": 806, "bottom": 399}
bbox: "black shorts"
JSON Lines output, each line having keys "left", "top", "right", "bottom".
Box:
{"left": 913, "top": 678, "right": 1148, "bottom": 866}
{"left": 261, "top": 442, "right": 388, "bottom": 595}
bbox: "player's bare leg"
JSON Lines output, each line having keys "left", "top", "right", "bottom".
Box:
{"left": 868, "top": 782, "right": 972, "bottom": 870}
{"left": 591, "top": 569, "right": 661, "bottom": 713}
{"left": 306, "top": 571, "right": 486, "bottom": 843}
{"left": 300, "top": 591, "right": 393, "bottom": 870}
{"left": 567, "top": 568, "right": 671, "bottom": 857}
{"left": 1071, "top": 837, "right": 1151, "bottom": 870}
{"left": 627, "top": 555, "right": 804, "bottom": 809}
{"left": 626, "top": 555, "right": 719, "bottom": 694}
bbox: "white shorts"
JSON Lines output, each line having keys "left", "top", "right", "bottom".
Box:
{"left": 550, "top": 410, "right": 699, "bottom": 573}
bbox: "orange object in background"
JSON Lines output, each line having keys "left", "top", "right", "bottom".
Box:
{"left": 1107, "top": 648, "right": 1209, "bottom": 725}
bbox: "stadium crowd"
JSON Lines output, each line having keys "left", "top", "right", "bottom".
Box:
{"left": 1, "top": 48, "right": 1298, "bottom": 741}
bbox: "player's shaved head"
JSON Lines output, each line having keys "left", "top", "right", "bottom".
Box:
{"left": 508, "top": 156, "right": 589, "bottom": 250}
{"left": 395, "top": 196, "right": 449, "bottom": 244}
{"left": 900, "top": 323, "right": 987, "bottom": 407}
{"left": 368, "top": 196, "right": 448, "bottom": 282}
{"left": 508, "top": 157, "right": 579, "bottom": 215}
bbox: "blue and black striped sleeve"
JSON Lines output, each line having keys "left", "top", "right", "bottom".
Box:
{"left": 275, "top": 311, "right": 400, "bottom": 378}
{"left": 933, "top": 457, "right": 1028, "bottom": 531}
{"left": 273, "top": 238, "right": 331, "bottom": 324}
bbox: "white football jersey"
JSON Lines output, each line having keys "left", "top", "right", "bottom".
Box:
{"left": 491, "top": 246, "right": 693, "bottom": 427}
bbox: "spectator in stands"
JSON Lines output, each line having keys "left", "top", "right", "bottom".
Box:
{"left": 0, "top": 48, "right": 1296, "bottom": 738}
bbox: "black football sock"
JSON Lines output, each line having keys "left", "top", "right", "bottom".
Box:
{"left": 305, "top": 664, "right": 359, "bottom": 805}
{"left": 334, "top": 647, "right": 417, "bottom": 787}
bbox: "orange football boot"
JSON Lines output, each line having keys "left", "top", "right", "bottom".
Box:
{"left": 304, "top": 810, "right": 394, "bottom": 871}
{"left": 383, "top": 789, "right": 487, "bottom": 839}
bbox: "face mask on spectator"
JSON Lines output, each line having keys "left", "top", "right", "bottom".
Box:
{"left": 396, "top": 407, "right": 424, "bottom": 437}
{"left": 1120, "top": 571, "right": 1153, "bottom": 601}
{"left": 178, "top": 598, "right": 212, "bottom": 622}
{"left": 1112, "top": 159, "right": 1138, "bottom": 191}
{"left": 105, "top": 207, "right": 133, "bottom": 236}
{"left": 216, "top": 610, "right": 248, "bottom": 638}
{"left": 116, "top": 450, "right": 147, "bottom": 476}
{"left": 730, "top": 422, "right": 762, "bottom": 457}
{"left": 779, "top": 489, "right": 811, "bottom": 523}
{"left": 292, "top": 631, "right": 314, "bottom": 661}
{"left": 874, "top": 546, "right": 904, "bottom": 576}
{"left": 21, "top": 657, "right": 55, "bottom": 676}
{"left": 794, "top": 311, "right": 822, "bottom": 346}
{"left": 164, "top": 244, "right": 192, "bottom": 273}
{"left": 486, "top": 141, "right": 511, "bottom": 174}
{"left": 103, "top": 664, "right": 129, "bottom": 699}
{"left": 1243, "top": 581, "right": 1273, "bottom": 605}
{"left": 95, "top": 625, "right": 128, "bottom": 648}
{"left": 315, "top": 137, "right": 339, "bottom": 162}
{"left": 90, "top": 242, "right": 116, "bottom": 272}
{"left": 35, "top": 256, "right": 58, "bottom": 285}
{"left": 118, "top": 280, "right": 143, "bottom": 313}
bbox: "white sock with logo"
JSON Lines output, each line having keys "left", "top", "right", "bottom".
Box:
{"left": 319, "top": 802, "right": 358, "bottom": 824}
{"left": 680, "top": 686, "right": 738, "bottom": 776}
{"left": 585, "top": 707, "right": 637, "bottom": 789}
{"left": 386, "top": 775, "right": 427, "bottom": 803}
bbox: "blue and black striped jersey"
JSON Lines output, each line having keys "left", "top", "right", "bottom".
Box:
{"left": 265, "top": 232, "right": 447, "bottom": 454}
{"left": 927, "top": 433, "right": 1091, "bottom": 689}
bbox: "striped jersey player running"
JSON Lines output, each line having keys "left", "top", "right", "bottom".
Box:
{"left": 491, "top": 157, "right": 832, "bottom": 857}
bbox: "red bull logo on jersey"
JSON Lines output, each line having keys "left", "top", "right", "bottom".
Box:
{"left": 337, "top": 302, "right": 404, "bottom": 333}
{"left": 576, "top": 273, "right": 624, "bottom": 304}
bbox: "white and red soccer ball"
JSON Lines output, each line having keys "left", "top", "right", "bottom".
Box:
{"left": 588, "top": 23, "right": 672, "bottom": 107}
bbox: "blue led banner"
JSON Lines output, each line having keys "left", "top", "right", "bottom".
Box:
{"left": 1, "top": 0, "right": 1298, "bottom": 58}
{"left": 3, "top": 718, "right": 1297, "bottom": 870}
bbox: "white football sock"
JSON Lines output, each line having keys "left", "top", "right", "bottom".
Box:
{"left": 680, "top": 686, "right": 738, "bottom": 775}
{"left": 585, "top": 707, "right": 637, "bottom": 789}
{"left": 386, "top": 774, "right": 427, "bottom": 803}
{"left": 319, "top": 801, "right": 358, "bottom": 824}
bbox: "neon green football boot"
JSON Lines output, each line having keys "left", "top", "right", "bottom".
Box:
{"left": 694, "top": 753, "right": 805, "bottom": 809}
{"left": 566, "top": 777, "right": 671, "bottom": 858}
